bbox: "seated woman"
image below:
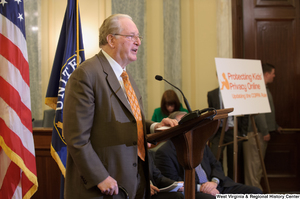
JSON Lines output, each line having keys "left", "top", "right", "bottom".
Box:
{"left": 151, "top": 89, "right": 188, "bottom": 122}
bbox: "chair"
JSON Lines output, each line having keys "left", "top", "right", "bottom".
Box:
{"left": 42, "top": 109, "right": 56, "bottom": 127}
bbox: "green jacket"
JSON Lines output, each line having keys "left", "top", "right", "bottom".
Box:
{"left": 151, "top": 104, "right": 188, "bottom": 122}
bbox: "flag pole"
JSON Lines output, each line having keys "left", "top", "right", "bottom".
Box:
{"left": 76, "top": 0, "right": 79, "bottom": 66}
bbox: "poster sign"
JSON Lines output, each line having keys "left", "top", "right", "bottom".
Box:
{"left": 215, "top": 58, "right": 271, "bottom": 116}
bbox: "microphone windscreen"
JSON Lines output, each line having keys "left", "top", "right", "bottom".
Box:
{"left": 155, "top": 75, "right": 163, "bottom": 81}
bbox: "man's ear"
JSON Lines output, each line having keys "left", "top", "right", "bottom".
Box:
{"left": 106, "top": 34, "right": 115, "bottom": 48}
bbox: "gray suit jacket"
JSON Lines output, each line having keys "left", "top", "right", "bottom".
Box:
{"left": 248, "top": 87, "right": 278, "bottom": 136}
{"left": 207, "top": 88, "right": 221, "bottom": 109}
{"left": 265, "top": 87, "right": 278, "bottom": 132}
{"left": 207, "top": 87, "right": 248, "bottom": 136}
{"left": 63, "top": 51, "right": 152, "bottom": 199}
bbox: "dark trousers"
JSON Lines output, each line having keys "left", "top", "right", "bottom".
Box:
{"left": 195, "top": 183, "right": 262, "bottom": 199}
{"left": 151, "top": 192, "right": 184, "bottom": 199}
{"left": 135, "top": 157, "right": 146, "bottom": 199}
{"left": 209, "top": 127, "right": 234, "bottom": 179}
{"left": 219, "top": 183, "right": 262, "bottom": 194}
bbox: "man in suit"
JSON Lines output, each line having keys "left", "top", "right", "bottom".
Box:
{"left": 243, "top": 63, "right": 282, "bottom": 190}
{"left": 148, "top": 143, "right": 184, "bottom": 199}
{"left": 207, "top": 86, "right": 248, "bottom": 179}
{"left": 63, "top": 14, "right": 177, "bottom": 199}
{"left": 207, "top": 87, "right": 235, "bottom": 179}
{"left": 155, "top": 112, "right": 262, "bottom": 199}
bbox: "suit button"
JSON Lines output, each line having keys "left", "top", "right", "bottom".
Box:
{"left": 133, "top": 141, "right": 137, "bottom": 145}
{"left": 81, "top": 176, "right": 87, "bottom": 184}
{"left": 133, "top": 163, "right": 137, "bottom": 167}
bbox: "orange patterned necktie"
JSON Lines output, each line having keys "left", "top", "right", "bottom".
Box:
{"left": 121, "top": 71, "right": 145, "bottom": 161}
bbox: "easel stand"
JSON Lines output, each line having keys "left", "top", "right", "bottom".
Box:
{"left": 216, "top": 116, "right": 248, "bottom": 181}
{"left": 147, "top": 108, "right": 233, "bottom": 199}
{"left": 249, "top": 115, "right": 271, "bottom": 193}
{"left": 216, "top": 115, "right": 271, "bottom": 193}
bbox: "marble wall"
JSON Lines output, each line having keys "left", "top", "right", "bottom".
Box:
{"left": 111, "top": 0, "right": 183, "bottom": 116}
{"left": 24, "top": 0, "right": 232, "bottom": 120}
{"left": 163, "top": 0, "right": 182, "bottom": 100}
{"left": 24, "top": 0, "right": 42, "bottom": 121}
{"left": 217, "top": 0, "right": 232, "bottom": 58}
{"left": 112, "top": 0, "right": 148, "bottom": 115}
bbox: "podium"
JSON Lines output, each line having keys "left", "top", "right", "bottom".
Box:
{"left": 147, "top": 108, "right": 233, "bottom": 199}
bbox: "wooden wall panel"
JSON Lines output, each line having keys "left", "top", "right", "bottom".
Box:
{"left": 232, "top": 0, "right": 300, "bottom": 193}
{"left": 32, "top": 128, "right": 61, "bottom": 199}
{"left": 262, "top": 131, "right": 300, "bottom": 192}
{"left": 256, "top": 0, "right": 295, "bottom": 7}
{"left": 256, "top": 20, "right": 297, "bottom": 127}
{"left": 243, "top": 0, "right": 300, "bottom": 129}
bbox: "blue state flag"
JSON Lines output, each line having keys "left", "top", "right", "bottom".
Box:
{"left": 45, "top": 0, "right": 85, "bottom": 178}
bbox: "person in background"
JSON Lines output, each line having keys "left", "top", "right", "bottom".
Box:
{"left": 207, "top": 73, "right": 249, "bottom": 180}
{"left": 207, "top": 86, "right": 235, "bottom": 179}
{"left": 155, "top": 111, "right": 263, "bottom": 199}
{"left": 243, "top": 63, "right": 282, "bottom": 191}
{"left": 151, "top": 89, "right": 188, "bottom": 122}
{"left": 147, "top": 143, "right": 184, "bottom": 199}
{"left": 63, "top": 14, "right": 177, "bottom": 199}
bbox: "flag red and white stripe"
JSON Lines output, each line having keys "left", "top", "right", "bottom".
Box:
{"left": 0, "top": 1, "right": 38, "bottom": 198}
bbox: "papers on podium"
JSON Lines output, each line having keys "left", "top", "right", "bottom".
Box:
{"left": 159, "top": 182, "right": 183, "bottom": 192}
{"left": 156, "top": 126, "right": 171, "bottom": 131}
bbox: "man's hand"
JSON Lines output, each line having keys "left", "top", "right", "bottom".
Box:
{"left": 155, "top": 118, "right": 178, "bottom": 130}
{"left": 263, "top": 133, "right": 270, "bottom": 141}
{"left": 200, "top": 182, "right": 219, "bottom": 196}
{"left": 177, "top": 181, "right": 184, "bottom": 192}
{"left": 150, "top": 184, "right": 160, "bottom": 196}
{"left": 209, "top": 188, "right": 220, "bottom": 196}
{"left": 277, "top": 126, "right": 282, "bottom": 133}
{"left": 97, "top": 176, "right": 118, "bottom": 196}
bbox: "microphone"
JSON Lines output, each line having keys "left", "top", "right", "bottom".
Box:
{"left": 155, "top": 75, "right": 192, "bottom": 113}
{"left": 155, "top": 75, "right": 217, "bottom": 124}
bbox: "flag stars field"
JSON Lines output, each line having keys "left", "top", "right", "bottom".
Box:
{"left": 0, "top": 0, "right": 7, "bottom": 7}
{"left": 17, "top": 13, "right": 23, "bottom": 21}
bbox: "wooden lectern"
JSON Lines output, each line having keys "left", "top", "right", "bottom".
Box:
{"left": 147, "top": 108, "right": 233, "bottom": 199}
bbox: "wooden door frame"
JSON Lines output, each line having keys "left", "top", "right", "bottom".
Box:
{"left": 231, "top": 0, "right": 244, "bottom": 59}
{"left": 230, "top": 0, "right": 300, "bottom": 192}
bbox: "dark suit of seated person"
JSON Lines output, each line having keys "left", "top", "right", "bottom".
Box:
{"left": 154, "top": 112, "right": 262, "bottom": 199}
{"left": 148, "top": 143, "right": 184, "bottom": 199}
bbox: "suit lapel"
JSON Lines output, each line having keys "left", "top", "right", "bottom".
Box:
{"left": 96, "top": 51, "right": 144, "bottom": 117}
{"left": 215, "top": 88, "right": 221, "bottom": 109}
{"left": 96, "top": 52, "right": 133, "bottom": 114}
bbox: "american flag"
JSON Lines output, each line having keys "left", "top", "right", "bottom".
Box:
{"left": 0, "top": 0, "right": 38, "bottom": 198}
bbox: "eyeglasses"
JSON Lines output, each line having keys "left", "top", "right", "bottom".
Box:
{"left": 113, "top": 34, "right": 143, "bottom": 42}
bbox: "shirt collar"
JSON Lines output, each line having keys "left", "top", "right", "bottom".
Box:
{"left": 102, "top": 49, "right": 126, "bottom": 78}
